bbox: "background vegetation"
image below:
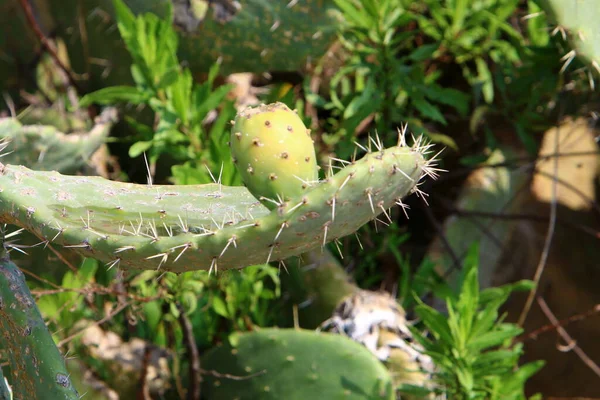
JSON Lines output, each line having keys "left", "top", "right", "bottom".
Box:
{"left": 1, "top": 0, "right": 599, "bottom": 398}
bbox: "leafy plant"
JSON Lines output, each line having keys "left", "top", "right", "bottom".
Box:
{"left": 79, "top": 0, "right": 237, "bottom": 185}
{"left": 413, "top": 0, "right": 523, "bottom": 104}
{"left": 128, "top": 264, "right": 282, "bottom": 348}
{"left": 307, "top": 0, "right": 469, "bottom": 156}
{"left": 408, "top": 244, "right": 544, "bottom": 399}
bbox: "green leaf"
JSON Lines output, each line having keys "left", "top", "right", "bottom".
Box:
{"left": 409, "top": 43, "right": 440, "bottom": 62}
{"left": 129, "top": 140, "right": 153, "bottom": 158}
{"left": 113, "top": 0, "right": 136, "bottom": 40}
{"left": 475, "top": 58, "right": 494, "bottom": 104}
{"left": 412, "top": 96, "right": 446, "bottom": 124}
{"left": 455, "top": 367, "right": 474, "bottom": 392}
{"left": 526, "top": 1, "right": 549, "bottom": 47}
{"left": 181, "top": 291, "right": 198, "bottom": 315}
{"left": 423, "top": 85, "right": 470, "bottom": 116}
{"left": 79, "top": 86, "right": 148, "bottom": 107}
{"left": 79, "top": 258, "right": 98, "bottom": 282}
{"left": 212, "top": 296, "right": 229, "bottom": 318}
{"left": 472, "top": 348, "right": 519, "bottom": 368}
{"left": 194, "top": 84, "right": 234, "bottom": 125}
{"left": 414, "top": 303, "right": 453, "bottom": 344}
{"left": 334, "top": 0, "right": 370, "bottom": 29}
{"left": 469, "top": 326, "right": 523, "bottom": 352}
{"left": 143, "top": 300, "right": 162, "bottom": 332}
{"left": 343, "top": 76, "right": 378, "bottom": 119}
{"left": 499, "top": 360, "right": 545, "bottom": 395}
{"left": 156, "top": 67, "right": 181, "bottom": 90}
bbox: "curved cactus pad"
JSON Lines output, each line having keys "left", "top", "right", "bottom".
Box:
{"left": 0, "top": 142, "right": 429, "bottom": 273}
{"left": 201, "top": 328, "right": 395, "bottom": 400}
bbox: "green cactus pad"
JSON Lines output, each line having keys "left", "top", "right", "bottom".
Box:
{"left": 230, "top": 102, "right": 318, "bottom": 207}
{"left": 201, "top": 328, "right": 395, "bottom": 400}
{"left": 0, "top": 251, "right": 79, "bottom": 399}
{"left": 0, "top": 139, "right": 429, "bottom": 273}
{"left": 0, "top": 107, "right": 116, "bottom": 174}
{"left": 541, "top": 0, "right": 600, "bottom": 78}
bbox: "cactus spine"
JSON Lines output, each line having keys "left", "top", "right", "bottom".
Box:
{"left": 201, "top": 328, "right": 395, "bottom": 400}
{"left": 230, "top": 102, "right": 319, "bottom": 208}
{"left": 0, "top": 250, "right": 79, "bottom": 399}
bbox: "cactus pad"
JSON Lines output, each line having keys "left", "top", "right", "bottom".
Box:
{"left": 0, "top": 251, "right": 79, "bottom": 399}
{"left": 230, "top": 102, "right": 318, "bottom": 207}
{"left": 540, "top": 0, "right": 600, "bottom": 80}
{"left": 0, "top": 136, "right": 430, "bottom": 273}
{"left": 201, "top": 328, "right": 395, "bottom": 400}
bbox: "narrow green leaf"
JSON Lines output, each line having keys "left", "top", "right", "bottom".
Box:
{"left": 212, "top": 296, "right": 229, "bottom": 318}
{"left": 79, "top": 86, "right": 148, "bottom": 107}
{"left": 129, "top": 140, "right": 153, "bottom": 158}
{"left": 414, "top": 303, "right": 453, "bottom": 344}
{"left": 475, "top": 58, "right": 494, "bottom": 104}
{"left": 412, "top": 96, "right": 446, "bottom": 124}
{"left": 469, "top": 326, "right": 523, "bottom": 352}
{"left": 409, "top": 44, "right": 440, "bottom": 62}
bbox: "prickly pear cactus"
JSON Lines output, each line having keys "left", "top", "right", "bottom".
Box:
{"left": 540, "top": 0, "right": 600, "bottom": 79}
{"left": 1, "top": 0, "right": 340, "bottom": 92}
{"left": 230, "top": 102, "right": 318, "bottom": 207}
{"left": 0, "top": 107, "right": 116, "bottom": 174}
{"left": 0, "top": 116, "right": 435, "bottom": 273}
{"left": 201, "top": 328, "right": 395, "bottom": 400}
{"left": 0, "top": 250, "right": 79, "bottom": 400}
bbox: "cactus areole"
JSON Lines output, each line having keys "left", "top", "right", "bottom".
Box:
{"left": 230, "top": 102, "right": 319, "bottom": 208}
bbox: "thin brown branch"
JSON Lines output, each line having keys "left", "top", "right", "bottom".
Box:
{"left": 517, "top": 304, "right": 600, "bottom": 343}
{"left": 19, "top": 266, "right": 63, "bottom": 289}
{"left": 439, "top": 151, "right": 600, "bottom": 181}
{"left": 17, "top": 0, "right": 82, "bottom": 93}
{"left": 177, "top": 302, "right": 201, "bottom": 400}
{"left": 45, "top": 242, "right": 78, "bottom": 273}
{"left": 518, "top": 120, "right": 561, "bottom": 326}
{"left": 536, "top": 296, "right": 600, "bottom": 378}
{"left": 422, "top": 203, "right": 463, "bottom": 275}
